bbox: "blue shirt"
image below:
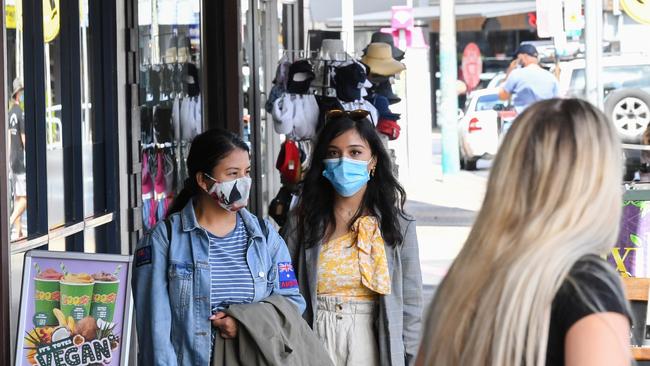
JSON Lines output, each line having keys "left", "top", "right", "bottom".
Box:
{"left": 503, "top": 65, "right": 559, "bottom": 113}
{"left": 207, "top": 214, "right": 254, "bottom": 311}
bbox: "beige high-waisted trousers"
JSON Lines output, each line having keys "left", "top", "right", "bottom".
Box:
{"left": 315, "top": 296, "right": 379, "bottom": 366}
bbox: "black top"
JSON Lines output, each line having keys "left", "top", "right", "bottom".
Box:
{"left": 545, "top": 256, "right": 630, "bottom": 366}
{"left": 8, "top": 103, "right": 25, "bottom": 174}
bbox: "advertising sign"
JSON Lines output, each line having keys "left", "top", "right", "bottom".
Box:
{"left": 621, "top": 0, "right": 650, "bottom": 25}
{"left": 15, "top": 251, "right": 133, "bottom": 366}
{"left": 608, "top": 200, "right": 650, "bottom": 277}
{"left": 461, "top": 43, "right": 482, "bottom": 92}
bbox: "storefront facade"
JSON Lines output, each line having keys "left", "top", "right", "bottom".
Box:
{"left": 0, "top": 0, "right": 301, "bottom": 363}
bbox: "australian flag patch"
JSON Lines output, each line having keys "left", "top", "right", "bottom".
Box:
{"left": 135, "top": 246, "right": 152, "bottom": 267}
{"left": 278, "top": 262, "right": 298, "bottom": 289}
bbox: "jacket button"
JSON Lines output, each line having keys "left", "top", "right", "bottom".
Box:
{"left": 259, "top": 271, "right": 265, "bottom": 278}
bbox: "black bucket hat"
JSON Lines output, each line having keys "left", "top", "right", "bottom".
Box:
{"left": 334, "top": 63, "right": 367, "bottom": 102}
{"left": 287, "top": 60, "right": 315, "bottom": 94}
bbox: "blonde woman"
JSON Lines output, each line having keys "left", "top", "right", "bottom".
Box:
{"left": 416, "top": 99, "right": 631, "bottom": 366}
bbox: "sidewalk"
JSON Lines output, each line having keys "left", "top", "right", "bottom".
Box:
{"left": 401, "top": 132, "right": 488, "bottom": 305}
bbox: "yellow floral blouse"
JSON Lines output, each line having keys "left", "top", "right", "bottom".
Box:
{"left": 317, "top": 216, "right": 391, "bottom": 300}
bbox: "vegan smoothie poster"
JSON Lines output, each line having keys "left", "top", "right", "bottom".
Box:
{"left": 608, "top": 200, "right": 650, "bottom": 277}
{"left": 16, "top": 251, "right": 132, "bottom": 366}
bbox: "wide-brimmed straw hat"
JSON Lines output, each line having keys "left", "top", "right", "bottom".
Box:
{"left": 361, "top": 43, "right": 405, "bottom": 77}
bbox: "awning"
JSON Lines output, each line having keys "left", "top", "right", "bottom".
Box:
{"left": 326, "top": 1, "right": 536, "bottom": 26}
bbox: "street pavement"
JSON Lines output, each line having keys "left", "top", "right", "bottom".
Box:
{"left": 402, "top": 131, "right": 490, "bottom": 307}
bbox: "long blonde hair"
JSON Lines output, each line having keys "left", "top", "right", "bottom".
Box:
{"left": 420, "top": 99, "right": 626, "bottom": 365}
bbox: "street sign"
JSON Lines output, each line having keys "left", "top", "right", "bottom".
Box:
{"left": 461, "top": 43, "right": 482, "bottom": 92}
{"left": 621, "top": 0, "right": 650, "bottom": 25}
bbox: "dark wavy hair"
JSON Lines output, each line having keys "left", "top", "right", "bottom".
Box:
{"left": 297, "top": 116, "right": 407, "bottom": 248}
{"left": 167, "top": 128, "right": 249, "bottom": 216}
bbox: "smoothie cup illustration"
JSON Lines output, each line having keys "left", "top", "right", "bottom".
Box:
{"left": 60, "top": 273, "right": 95, "bottom": 321}
{"left": 33, "top": 268, "right": 63, "bottom": 327}
{"left": 90, "top": 271, "right": 120, "bottom": 322}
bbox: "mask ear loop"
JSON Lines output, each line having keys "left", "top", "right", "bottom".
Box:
{"left": 202, "top": 173, "right": 218, "bottom": 192}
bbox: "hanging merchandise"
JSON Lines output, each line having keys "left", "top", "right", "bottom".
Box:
{"left": 320, "top": 39, "right": 348, "bottom": 61}
{"left": 362, "top": 32, "right": 405, "bottom": 61}
{"left": 369, "top": 78, "right": 401, "bottom": 105}
{"left": 184, "top": 62, "right": 201, "bottom": 97}
{"left": 376, "top": 118, "right": 401, "bottom": 140}
{"left": 368, "top": 94, "right": 401, "bottom": 121}
{"left": 141, "top": 106, "right": 155, "bottom": 145}
{"left": 268, "top": 186, "right": 296, "bottom": 227}
{"left": 361, "top": 43, "right": 406, "bottom": 77}
{"left": 315, "top": 95, "right": 344, "bottom": 131}
{"left": 276, "top": 140, "right": 303, "bottom": 184}
{"left": 286, "top": 60, "right": 316, "bottom": 94}
{"left": 153, "top": 104, "right": 174, "bottom": 144}
{"left": 265, "top": 60, "right": 292, "bottom": 113}
{"left": 333, "top": 63, "right": 368, "bottom": 103}
{"left": 141, "top": 151, "right": 157, "bottom": 231}
{"left": 341, "top": 100, "right": 378, "bottom": 126}
{"left": 272, "top": 93, "right": 320, "bottom": 139}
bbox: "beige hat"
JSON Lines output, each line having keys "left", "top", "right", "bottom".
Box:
{"left": 361, "top": 43, "right": 405, "bottom": 76}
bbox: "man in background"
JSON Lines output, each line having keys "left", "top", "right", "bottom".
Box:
{"left": 8, "top": 78, "right": 26, "bottom": 239}
{"left": 499, "top": 44, "right": 559, "bottom": 113}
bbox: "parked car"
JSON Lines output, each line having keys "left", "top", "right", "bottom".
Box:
{"left": 458, "top": 88, "right": 516, "bottom": 170}
{"left": 559, "top": 54, "right": 650, "bottom": 143}
{"left": 559, "top": 54, "right": 650, "bottom": 180}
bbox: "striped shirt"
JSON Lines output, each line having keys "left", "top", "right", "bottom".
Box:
{"left": 207, "top": 214, "right": 254, "bottom": 312}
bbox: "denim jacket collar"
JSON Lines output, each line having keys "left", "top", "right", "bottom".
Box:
{"left": 180, "top": 198, "right": 264, "bottom": 239}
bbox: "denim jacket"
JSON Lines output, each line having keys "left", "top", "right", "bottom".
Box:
{"left": 132, "top": 200, "right": 306, "bottom": 366}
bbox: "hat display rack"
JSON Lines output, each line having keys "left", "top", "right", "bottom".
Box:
{"left": 267, "top": 34, "right": 406, "bottom": 228}
{"left": 139, "top": 26, "right": 203, "bottom": 232}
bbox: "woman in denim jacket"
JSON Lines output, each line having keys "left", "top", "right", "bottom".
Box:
{"left": 132, "top": 129, "right": 305, "bottom": 366}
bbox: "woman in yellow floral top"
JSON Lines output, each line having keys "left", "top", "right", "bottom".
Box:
{"left": 282, "top": 110, "right": 423, "bottom": 366}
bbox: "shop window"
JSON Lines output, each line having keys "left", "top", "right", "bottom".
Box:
{"left": 6, "top": 0, "right": 28, "bottom": 242}
{"left": 138, "top": 0, "right": 203, "bottom": 230}
{"left": 81, "top": 0, "right": 95, "bottom": 217}
{"left": 43, "top": 0, "right": 66, "bottom": 229}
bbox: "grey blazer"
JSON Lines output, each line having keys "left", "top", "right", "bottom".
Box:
{"left": 281, "top": 214, "right": 423, "bottom": 366}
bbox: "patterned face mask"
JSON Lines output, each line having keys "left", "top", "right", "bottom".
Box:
{"left": 204, "top": 173, "right": 252, "bottom": 212}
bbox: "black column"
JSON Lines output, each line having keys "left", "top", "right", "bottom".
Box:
{"left": 60, "top": 0, "right": 85, "bottom": 252}
{"left": 204, "top": 0, "right": 242, "bottom": 133}
{"left": 23, "top": 0, "right": 49, "bottom": 238}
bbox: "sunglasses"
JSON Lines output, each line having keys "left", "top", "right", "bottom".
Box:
{"left": 325, "top": 109, "right": 372, "bottom": 123}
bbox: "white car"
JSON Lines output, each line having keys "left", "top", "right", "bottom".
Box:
{"left": 458, "top": 88, "right": 516, "bottom": 170}
{"left": 559, "top": 54, "right": 650, "bottom": 143}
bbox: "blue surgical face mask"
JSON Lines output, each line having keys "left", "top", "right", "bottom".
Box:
{"left": 322, "top": 157, "right": 370, "bottom": 197}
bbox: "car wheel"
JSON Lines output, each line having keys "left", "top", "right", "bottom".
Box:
{"left": 604, "top": 89, "right": 650, "bottom": 143}
{"left": 624, "top": 163, "right": 638, "bottom": 181}
{"left": 461, "top": 156, "right": 477, "bottom": 171}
